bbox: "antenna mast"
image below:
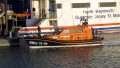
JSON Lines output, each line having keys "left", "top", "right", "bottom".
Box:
{"left": 87, "top": 6, "right": 89, "bottom": 20}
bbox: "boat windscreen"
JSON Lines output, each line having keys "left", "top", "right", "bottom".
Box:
{"left": 77, "top": 29, "right": 82, "bottom": 33}
{"left": 62, "top": 30, "right": 70, "bottom": 34}
{"left": 56, "top": 29, "right": 62, "bottom": 34}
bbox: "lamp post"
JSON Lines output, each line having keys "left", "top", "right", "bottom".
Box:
{"left": 39, "top": 0, "right": 41, "bottom": 19}
{"left": 4, "top": 0, "right": 8, "bottom": 30}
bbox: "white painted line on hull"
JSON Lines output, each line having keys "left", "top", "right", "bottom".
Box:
{"left": 30, "top": 44, "right": 102, "bottom": 49}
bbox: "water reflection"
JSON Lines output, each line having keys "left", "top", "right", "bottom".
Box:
{"left": 1, "top": 45, "right": 120, "bottom": 68}
{"left": 0, "top": 46, "right": 30, "bottom": 68}
{"left": 29, "top": 46, "right": 102, "bottom": 68}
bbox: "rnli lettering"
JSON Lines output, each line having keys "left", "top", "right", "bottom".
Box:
{"left": 29, "top": 41, "right": 48, "bottom": 45}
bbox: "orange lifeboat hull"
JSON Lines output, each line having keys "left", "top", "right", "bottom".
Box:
{"left": 23, "top": 26, "right": 104, "bottom": 48}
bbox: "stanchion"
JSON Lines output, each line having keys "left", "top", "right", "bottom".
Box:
{"left": 9, "top": 31, "right": 12, "bottom": 38}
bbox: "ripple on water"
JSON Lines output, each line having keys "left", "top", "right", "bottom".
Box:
{"left": 0, "top": 45, "right": 120, "bottom": 68}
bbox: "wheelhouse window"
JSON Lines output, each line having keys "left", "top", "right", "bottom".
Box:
{"left": 63, "top": 30, "right": 70, "bottom": 34}
{"left": 72, "top": 3, "right": 90, "bottom": 8}
{"left": 77, "top": 29, "right": 82, "bottom": 33}
{"left": 70, "top": 29, "right": 76, "bottom": 34}
{"left": 99, "top": 2, "right": 116, "bottom": 7}
{"left": 57, "top": 4, "right": 62, "bottom": 9}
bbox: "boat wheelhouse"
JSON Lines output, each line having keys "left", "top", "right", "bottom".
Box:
{"left": 23, "top": 26, "right": 104, "bottom": 48}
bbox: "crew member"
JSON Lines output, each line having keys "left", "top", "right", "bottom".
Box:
{"left": 4, "top": 29, "right": 8, "bottom": 39}
{"left": 82, "top": 19, "right": 88, "bottom": 26}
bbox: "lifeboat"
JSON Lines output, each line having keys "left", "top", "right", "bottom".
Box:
{"left": 23, "top": 26, "right": 104, "bottom": 48}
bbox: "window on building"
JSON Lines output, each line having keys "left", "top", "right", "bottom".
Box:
{"left": 72, "top": 3, "right": 80, "bottom": 8}
{"left": 63, "top": 30, "right": 70, "bottom": 34}
{"left": 57, "top": 4, "right": 62, "bottom": 9}
{"left": 72, "top": 3, "right": 90, "bottom": 8}
{"left": 99, "top": 2, "right": 116, "bottom": 7}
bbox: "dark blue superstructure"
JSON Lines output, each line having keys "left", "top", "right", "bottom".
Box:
{"left": 7, "top": 0, "right": 28, "bottom": 13}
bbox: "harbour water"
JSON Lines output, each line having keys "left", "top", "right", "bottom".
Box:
{"left": 0, "top": 33, "right": 120, "bottom": 68}
{"left": 0, "top": 45, "right": 120, "bottom": 68}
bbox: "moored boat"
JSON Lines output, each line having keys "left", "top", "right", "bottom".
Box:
{"left": 23, "top": 25, "right": 104, "bottom": 48}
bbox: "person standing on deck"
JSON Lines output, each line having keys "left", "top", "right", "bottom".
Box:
{"left": 37, "top": 26, "right": 41, "bottom": 38}
{"left": 4, "top": 29, "right": 8, "bottom": 39}
{"left": 82, "top": 19, "right": 88, "bottom": 26}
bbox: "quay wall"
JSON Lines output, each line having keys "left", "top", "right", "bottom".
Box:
{"left": 19, "top": 38, "right": 30, "bottom": 52}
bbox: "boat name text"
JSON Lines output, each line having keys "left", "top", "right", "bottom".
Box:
{"left": 29, "top": 41, "right": 48, "bottom": 45}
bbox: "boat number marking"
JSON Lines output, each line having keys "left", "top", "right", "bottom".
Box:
{"left": 29, "top": 41, "right": 48, "bottom": 45}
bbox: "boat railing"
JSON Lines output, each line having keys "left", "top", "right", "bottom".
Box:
{"left": 9, "top": 26, "right": 22, "bottom": 37}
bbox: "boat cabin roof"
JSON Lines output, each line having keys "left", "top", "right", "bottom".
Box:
{"left": 57, "top": 26, "right": 91, "bottom": 34}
